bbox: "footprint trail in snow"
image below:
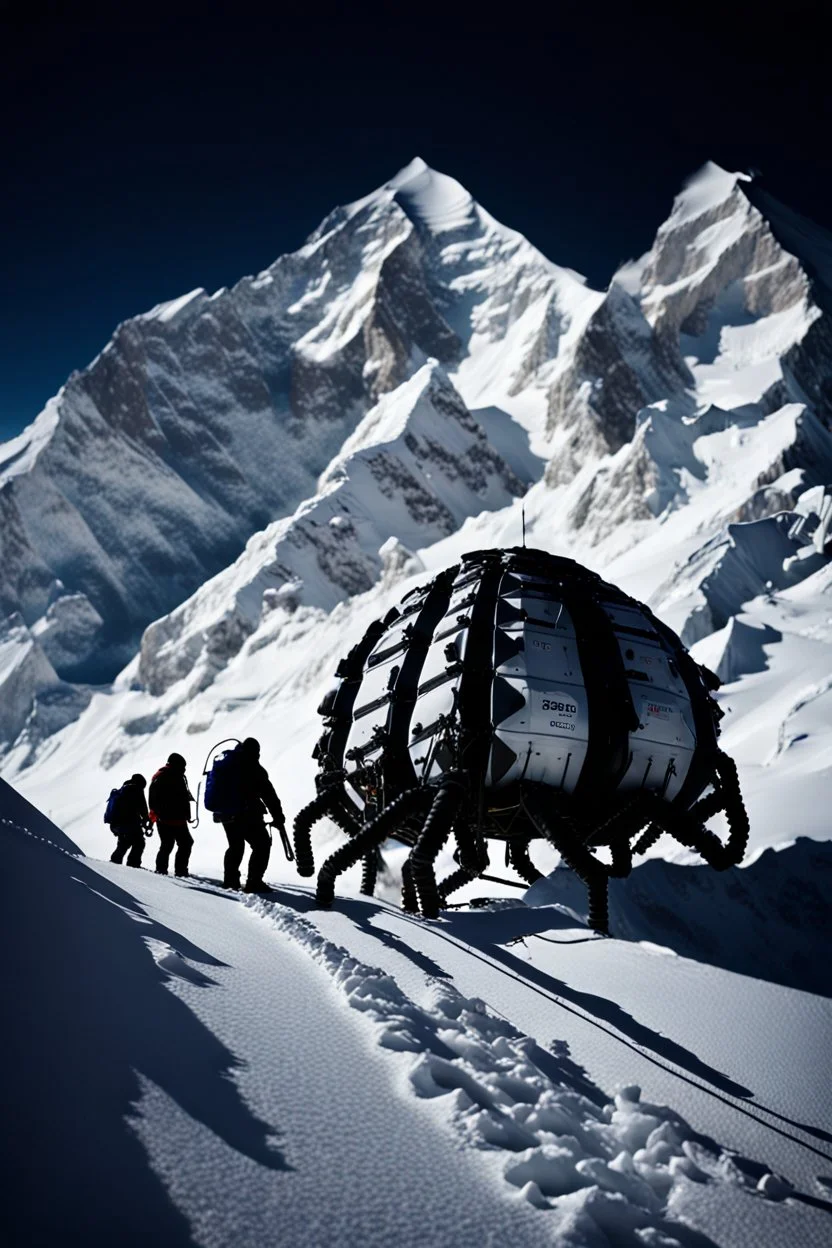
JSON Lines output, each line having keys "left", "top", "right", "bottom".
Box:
{"left": 248, "top": 895, "right": 798, "bottom": 1247}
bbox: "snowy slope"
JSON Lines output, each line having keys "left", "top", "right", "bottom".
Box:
{"left": 8, "top": 431, "right": 832, "bottom": 876}
{"left": 5, "top": 780, "right": 831, "bottom": 1248}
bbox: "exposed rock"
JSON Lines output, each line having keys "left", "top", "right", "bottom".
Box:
{"left": 17, "top": 685, "right": 93, "bottom": 758}
{"left": 379, "top": 537, "right": 425, "bottom": 590}
{"left": 545, "top": 285, "right": 691, "bottom": 485}
{"left": 0, "top": 615, "right": 61, "bottom": 745}
{"left": 136, "top": 363, "right": 524, "bottom": 699}
{"left": 0, "top": 172, "right": 463, "bottom": 685}
{"left": 654, "top": 503, "right": 831, "bottom": 648}
{"left": 8, "top": 158, "right": 832, "bottom": 760}
{"left": 31, "top": 593, "right": 104, "bottom": 678}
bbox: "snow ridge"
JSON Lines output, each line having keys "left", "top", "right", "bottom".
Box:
{"left": 0, "top": 157, "right": 604, "bottom": 733}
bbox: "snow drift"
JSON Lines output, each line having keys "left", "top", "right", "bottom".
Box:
{"left": 5, "top": 778, "right": 831, "bottom": 1247}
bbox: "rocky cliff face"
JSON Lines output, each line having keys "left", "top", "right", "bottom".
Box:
{"left": 0, "top": 614, "right": 90, "bottom": 748}
{"left": 0, "top": 160, "right": 609, "bottom": 691}
{"left": 0, "top": 157, "right": 671, "bottom": 745}
{"left": 0, "top": 186, "right": 462, "bottom": 678}
{"left": 636, "top": 163, "right": 830, "bottom": 424}
{"left": 137, "top": 361, "right": 524, "bottom": 700}
{"left": 553, "top": 164, "right": 832, "bottom": 549}
{"left": 544, "top": 284, "right": 693, "bottom": 485}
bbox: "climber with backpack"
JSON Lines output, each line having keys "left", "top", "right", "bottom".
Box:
{"left": 106, "top": 774, "right": 151, "bottom": 867}
{"left": 149, "top": 752, "right": 195, "bottom": 877}
{"left": 204, "top": 737, "right": 286, "bottom": 893}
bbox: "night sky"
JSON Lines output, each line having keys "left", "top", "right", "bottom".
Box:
{"left": 2, "top": 3, "right": 828, "bottom": 440}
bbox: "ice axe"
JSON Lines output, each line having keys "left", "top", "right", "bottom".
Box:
{"left": 270, "top": 821, "right": 294, "bottom": 862}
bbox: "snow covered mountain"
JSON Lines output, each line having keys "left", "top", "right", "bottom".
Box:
{"left": 4, "top": 159, "right": 832, "bottom": 890}
{"left": 0, "top": 159, "right": 593, "bottom": 687}
{"left": 0, "top": 158, "right": 726, "bottom": 747}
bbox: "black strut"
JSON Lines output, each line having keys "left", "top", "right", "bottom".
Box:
{"left": 293, "top": 787, "right": 336, "bottom": 877}
{"left": 522, "top": 786, "right": 612, "bottom": 934}
{"left": 316, "top": 787, "right": 431, "bottom": 908}
{"left": 408, "top": 775, "right": 466, "bottom": 919}
{"left": 507, "top": 838, "right": 543, "bottom": 885}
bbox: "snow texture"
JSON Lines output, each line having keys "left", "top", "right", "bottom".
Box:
{"left": 5, "top": 778, "right": 831, "bottom": 1247}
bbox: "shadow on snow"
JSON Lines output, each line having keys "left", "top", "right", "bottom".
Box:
{"left": 0, "top": 779, "right": 290, "bottom": 1248}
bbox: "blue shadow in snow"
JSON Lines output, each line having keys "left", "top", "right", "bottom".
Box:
{"left": 0, "top": 779, "right": 290, "bottom": 1248}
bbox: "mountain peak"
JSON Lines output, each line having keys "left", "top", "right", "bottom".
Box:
{"left": 387, "top": 158, "right": 475, "bottom": 234}
{"left": 668, "top": 160, "right": 751, "bottom": 226}
{"left": 337, "top": 157, "right": 474, "bottom": 235}
{"left": 387, "top": 156, "right": 430, "bottom": 187}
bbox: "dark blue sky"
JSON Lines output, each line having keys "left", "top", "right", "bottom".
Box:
{"left": 2, "top": 3, "right": 828, "bottom": 440}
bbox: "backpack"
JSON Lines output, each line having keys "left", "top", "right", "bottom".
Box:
{"left": 203, "top": 750, "right": 246, "bottom": 819}
{"left": 149, "top": 767, "right": 179, "bottom": 821}
{"left": 104, "top": 784, "right": 128, "bottom": 827}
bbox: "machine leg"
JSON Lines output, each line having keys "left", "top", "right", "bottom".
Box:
{"left": 316, "top": 788, "right": 430, "bottom": 908}
{"left": 713, "top": 751, "right": 750, "bottom": 866}
{"left": 401, "top": 858, "right": 419, "bottom": 913}
{"left": 360, "top": 849, "right": 380, "bottom": 897}
{"left": 328, "top": 792, "right": 363, "bottom": 838}
{"left": 508, "top": 838, "right": 543, "bottom": 885}
{"left": 408, "top": 777, "right": 466, "bottom": 919}
{"left": 437, "top": 865, "right": 477, "bottom": 902}
{"left": 292, "top": 788, "right": 336, "bottom": 877}
{"left": 523, "top": 787, "right": 612, "bottom": 935}
{"left": 647, "top": 755, "right": 749, "bottom": 873}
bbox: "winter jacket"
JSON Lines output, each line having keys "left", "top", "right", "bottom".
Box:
{"left": 149, "top": 766, "right": 193, "bottom": 825}
{"left": 230, "top": 747, "right": 285, "bottom": 828}
{"left": 112, "top": 779, "right": 149, "bottom": 832}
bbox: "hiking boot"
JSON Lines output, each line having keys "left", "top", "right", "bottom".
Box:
{"left": 155, "top": 868, "right": 168, "bottom": 875}
{"left": 222, "top": 878, "right": 241, "bottom": 890}
{"left": 175, "top": 870, "right": 190, "bottom": 878}
{"left": 244, "top": 880, "right": 274, "bottom": 895}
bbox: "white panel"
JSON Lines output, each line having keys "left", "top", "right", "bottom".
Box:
{"left": 344, "top": 705, "right": 388, "bottom": 759}
{"left": 618, "top": 692, "right": 696, "bottom": 799}
{"left": 618, "top": 638, "right": 687, "bottom": 699}
{"left": 500, "top": 592, "right": 577, "bottom": 635}
{"left": 418, "top": 626, "right": 469, "bottom": 688}
{"left": 487, "top": 730, "right": 588, "bottom": 791}
{"left": 494, "top": 625, "right": 582, "bottom": 683}
{"left": 447, "top": 582, "right": 478, "bottom": 612}
{"left": 492, "top": 675, "right": 589, "bottom": 743}
{"left": 408, "top": 671, "right": 463, "bottom": 783}
{"left": 367, "top": 618, "right": 411, "bottom": 665}
{"left": 410, "top": 678, "right": 461, "bottom": 734}
{"left": 353, "top": 658, "right": 397, "bottom": 714}
{"left": 617, "top": 743, "right": 692, "bottom": 801}
{"left": 632, "top": 692, "right": 695, "bottom": 749}
{"left": 499, "top": 572, "right": 551, "bottom": 592}
{"left": 602, "top": 602, "right": 660, "bottom": 638}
